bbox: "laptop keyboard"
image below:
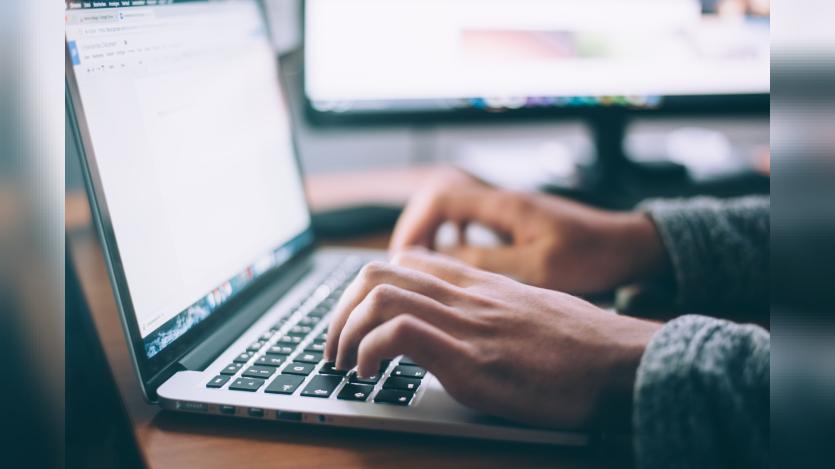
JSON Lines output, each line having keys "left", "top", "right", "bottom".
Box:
{"left": 205, "top": 257, "right": 426, "bottom": 407}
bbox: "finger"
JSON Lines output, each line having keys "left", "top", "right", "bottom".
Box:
{"left": 390, "top": 247, "right": 488, "bottom": 287}
{"left": 335, "top": 284, "right": 472, "bottom": 370}
{"left": 389, "top": 185, "right": 519, "bottom": 252}
{"left": 389, "top": 172, "right": 481, "bottom": 250}
{"left": 440, "top": 245, "right": 528, "bottom": 278}
{"left": 355, "top": 314, "right": 468, "bottom": 380}
{"left": 325, "top": 260, "right": 463, "bottom": 361}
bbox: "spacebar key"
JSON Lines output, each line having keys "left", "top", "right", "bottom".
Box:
{"left": 300, "top": 375, "right": 343, "bottom": 398}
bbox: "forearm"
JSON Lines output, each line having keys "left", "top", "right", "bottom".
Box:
{"left": 633, "top": 315, "right": 770, "bottom": 469}
{"left": 639, "top": 196, "right": 770, "bottom": 313}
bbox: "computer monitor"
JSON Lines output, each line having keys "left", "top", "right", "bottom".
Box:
{"left": 304, "top": 0, "right": 769, "bottom": 122}
{"left": 304, "top": 0, "right": 769, "bottom": 186}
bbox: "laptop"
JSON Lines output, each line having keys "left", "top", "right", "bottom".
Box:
{"left": 65, "top": 0, "right": 587, "bottom": 446}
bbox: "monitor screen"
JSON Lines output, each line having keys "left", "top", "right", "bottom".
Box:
{"left": 304, "top": 0, "right": 770, "bottom": 116}
{"left": 66, "top": 0, "right": 312, "bottom": 359}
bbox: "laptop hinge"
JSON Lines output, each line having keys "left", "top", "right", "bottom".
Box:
{"left": 176, "top": 253, "right": 315, "bottom": 372}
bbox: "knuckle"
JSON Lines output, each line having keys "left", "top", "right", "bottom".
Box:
{"left": 366, "top": 283, "right": 398, "bottom": 309}
{"left": 389, "top": 314, "right": 417, "bottom": 342}
{"left": 358, "top": 260, "right": 389, "bottom": 283}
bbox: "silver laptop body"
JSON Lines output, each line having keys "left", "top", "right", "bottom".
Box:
{"left": 65, "top": 0, "right": 587, "bottom": 446}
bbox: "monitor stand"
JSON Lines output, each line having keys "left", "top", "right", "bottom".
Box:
{"left": 586, "top": 113, "right": 687, "bottom": 187}
{"left": 546, "top": 112, "right": 689, "bottom": 209}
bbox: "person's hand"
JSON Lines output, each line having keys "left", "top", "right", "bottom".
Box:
{"left": 390, "top": 171, "right": 669, "bottom": 295}
{"left": 325, "top": 248, "right": 662, "bottom": 429}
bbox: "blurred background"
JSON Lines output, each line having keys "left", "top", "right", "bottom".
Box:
{"left": 66, "top": 0, "right": 772, "bottom": 213}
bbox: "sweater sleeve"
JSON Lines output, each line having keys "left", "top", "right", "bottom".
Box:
{"left": 639, "top": 196, "right": 769, "bottom": 313}
{"left": 633, "top": 315, "right": 770, "bottom": 469}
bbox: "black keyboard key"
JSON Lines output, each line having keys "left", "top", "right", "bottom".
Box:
{"left": 247, "top": 341, "right": 265, "bottom": 352}
{"left": 276, "top": 335, "right": 302, "bottom": 345}
{"left": 298, "top": 316, "right": 321, "bottom": 326}
{"left": 206, "top": 375, "right": 230, "bottom": 388}
{"left": 260, "top": 331, "right": 275, "bottom": 341}
{"left": 391, "top": 365, "right": 426, "bottom": 379}
{"left": 283, "top": 362, "right": 315, "bottom": 376}
{"left": 308, "top": 306, "right": 330, "bottom": 317}
{"left": 256, "top": 354, "right": 286, "bottom": 367}
{"left": 383, "top": 377, "right": 421, "bottom": 391}
{"left": 304, "top": 341, "right": 326, "bottom": 353}
{"left": 301, "top": 375, "right": 343, "bottom": 398}
{"left": 289, "top": 325, "right": 314, "bottom": 335}
{"left": 286, "top": 330, "right": 309, "bottom": 339}
{"left": 233, "top": 352, "right": 254, "bottom": 364}
{"left": 295, "top": 351, "right": 323, "bottom": 364}
{"left": 338, "top": 383, "right": 374, "bottom": 402}
{"left": 374, "top": 389, "right": 414, "bottom": 406}
{"left": 319, "top": 362, "right": 348, "bottom": 376}
{"left": 268, "top": 345, "right": 294, "bottom": 355}
{"left": 242, "top": 365, "right": 276, "bottom": 379}
{"left": 220, "top": 363, "right": 243, "bottom": 375}
{"left": 264, "top": 374, "right": 305, "bottom": 395}
{"left": 229, "top": 377, "right": 265, "bottom": 392}
{"left": 348, "top": 371, "right": 380, "bottom": 385}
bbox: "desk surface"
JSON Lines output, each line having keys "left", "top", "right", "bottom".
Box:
{"left": 67, "top": 167, "right": 629, "bottom": 469}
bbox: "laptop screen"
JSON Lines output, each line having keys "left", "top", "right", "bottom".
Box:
{"left": 66, "top": 0, "right": 312, "bottom": 359}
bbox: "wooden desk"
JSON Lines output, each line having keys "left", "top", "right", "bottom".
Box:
{"left": 67, "top": 167, "right": 628, "bottom": 469}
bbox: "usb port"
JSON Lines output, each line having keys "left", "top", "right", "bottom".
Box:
{"left": 276, "top": 411, "right": 302, "bottom": 422}
{"left": 219, "top": 405, "right": 236, "bottom": 415}
{"left": 248, "top": 408, "right": 264, "bottom": 418}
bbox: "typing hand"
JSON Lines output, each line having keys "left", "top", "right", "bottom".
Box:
{"left": 390, "top": 170, "right": 669, "bottom": 295}
{"left": 325, "top": 248, "right": 661, "bottom": 429}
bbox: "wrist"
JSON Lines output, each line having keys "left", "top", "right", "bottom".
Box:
{"left": 610, "top": 212, "right": 671, "bottom": 286}
{"left": 595, "top": 317, "right": 662, "bottom": 430}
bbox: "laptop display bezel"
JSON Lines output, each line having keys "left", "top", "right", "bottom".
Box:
{"left": 64, "top": 0, "right": 318, "bottom": 400}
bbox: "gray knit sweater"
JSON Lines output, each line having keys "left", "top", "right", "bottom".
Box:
{"left": 633, "top": 197, "right": 770, "bottom": 469}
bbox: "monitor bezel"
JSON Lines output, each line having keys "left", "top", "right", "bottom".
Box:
{"left": 300, "top": 0, "right": 769, "bottom": 126}
{"left": 65, "top": 0, "right": 317, "bottom": 400}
